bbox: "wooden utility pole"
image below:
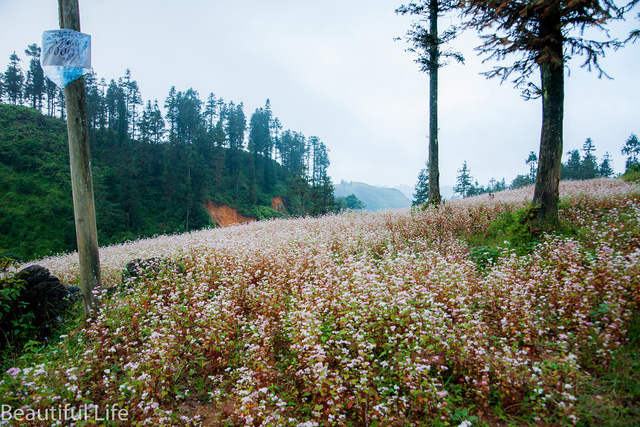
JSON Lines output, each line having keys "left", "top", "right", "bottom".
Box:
{"left": 59, "top": 0, "right": 100, "bottom": 314}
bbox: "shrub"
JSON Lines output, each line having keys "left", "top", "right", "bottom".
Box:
{"left": 622, "top": 163, "right": 640, "bottom": 182}
{"left": 0, "top": 257, "right": 35, "bottom": 358}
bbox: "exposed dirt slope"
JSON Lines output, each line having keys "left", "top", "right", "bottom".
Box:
{"left": 204, "top": 200, "right": 256, "bottom": 227}
{"left": 271, "top": 196, "right": 286, "bottom": 213}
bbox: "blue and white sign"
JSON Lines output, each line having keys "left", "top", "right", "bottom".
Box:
{"left": 41, "top": 29, "right": 91, "bottom": 88}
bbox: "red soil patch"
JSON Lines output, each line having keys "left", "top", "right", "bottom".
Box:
{"left": 271, "top": 196, "right": 286, "bottom": 213}
{"left": 205, "top": 200, "right": 256, "bottom": 227}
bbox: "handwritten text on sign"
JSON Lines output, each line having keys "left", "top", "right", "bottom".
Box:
{"left": 42, "top": 29, "right": 91, "bottom": 68}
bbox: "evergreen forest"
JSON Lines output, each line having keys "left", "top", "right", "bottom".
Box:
{"left": 0, "top": 45, "right": 336, "bottom": 261}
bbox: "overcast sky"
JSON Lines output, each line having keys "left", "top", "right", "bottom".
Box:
{"left": 1, "top": 0, "right": 638, "bottom": 189}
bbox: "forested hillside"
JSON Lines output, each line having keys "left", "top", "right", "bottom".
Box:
{"left": 0, "top": 105, "right": 75, "bottom": 260}
{"left": 0, "top": 97, "right": 334, "bottom": 261}
{"left": 0, "top": 43, "right": 340, "bottom": 261}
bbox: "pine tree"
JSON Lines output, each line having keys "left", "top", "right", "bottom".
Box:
{"left": 526, "top": 151, "right": 538, "bottom": 182}
{"left": 121, "top": 69, "right": 142, "bottom": 139}
{"left": 563, "top": 149, "right": 582, "bottom": 180}
{"left": 204, "top": 93, "right": 218, "bottom": 133}
{"left": 598, "top": 152, "right": 614, "bottom": 177}
{"left": 396, "top": 1, "right": 464, "bottom": 205}
{"left": 262, "top": 100, "right": 276, "bottom": 191}
{"left": 97, "top": 78, "right": 108, "bottom": 129}
{"left": 271, "top": 117, "right": 283, "bottom": 164}
{"left": 249, "top": 105, "right": 272, "bottom": 157}
{"left": 149, "top": 100, "right": 165, "bottom": 144}
{"left": 24, "top": 44, "right": 45, "bottom": 111}
{"left": 175, "top": 88, "right": 202, "bottom": 144}
{"left": 413, "top": 163, "right": 430, "bottom": 206}
{"left": 225, "top": 101, "right": 247, "bottom": 199}
{"left": 622, "top": 133, "right": 640, "bottom": 169}
{"left": 211, "top": 118, "right": 227, "bottom": 192}
{"left": 105, "top": 79, "right": 127, "bottom": 135}
{"left": 460, "top": 0, "right": 636, "bottom": 222}
{"left": 55, "top": 87, "right": 65, "bottom": 119}
{"left": 226, "top": 101, "right": 246, "bottom": 151}
{"left": 4, "top": 52, "right": 24, "bottom": 105}
{"left": 164, "top": 86, "right": 179, "bottom": 142}
{"left": 497, "top": 178, "right": 507, "bottom": 191}
{"left": 279, "top": 130, "right": 307, "bottom": 178}
{"left": 84, "top": 71, "right": 105, "bottom": 130}
{"left": 139, "top": 101, "right": 154, "bottom": 144}
{"left": 263, "top": 100, "right": 274, "bottom": 156}
{"left": 45, "top": 77, "right": 58, "bottom": 116}
{"left": 454, "top": 161, "right": 473, "bottom": 198}
{"left": 213, "top": 117, "right": 226, "bottom": 148}
{"left": 311, "top": 173, "right": 336, "bottom": 215}
{"left": 249, "top": 102, "right": 276, "bottom": 195}
{"left": 307, "top": 139, "right": 335, "bottom": 215}
{"left": 313, "top": 139, "right": 331, "bottom": 183}
{"left": 581, "top": 138, "right": 599, "bottom": 179}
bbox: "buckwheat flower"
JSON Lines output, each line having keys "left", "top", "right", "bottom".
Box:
{"left": 6, "top": 367, "right": 20, "bottom": 379}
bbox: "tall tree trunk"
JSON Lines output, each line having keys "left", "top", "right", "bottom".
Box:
{"left": 533, "top": 15, "right": 564, "bottom": 223}
{"left": 428, "top": 0, "right": 441, "bottom": 205}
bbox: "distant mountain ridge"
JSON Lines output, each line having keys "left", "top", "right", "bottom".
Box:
{"left": 334, "top": 181, "right": 411, "bottom": 211}
{"left": 393, "top": 184, "right": 415, "bottom": 200}
{"left": 394, "top": 184, "right": 456, "bottom": 201}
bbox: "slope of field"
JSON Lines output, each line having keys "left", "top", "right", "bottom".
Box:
{"left": 4, "top": 179, "right": 640, "bottom": 425}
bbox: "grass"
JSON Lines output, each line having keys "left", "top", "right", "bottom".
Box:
{"left": 465, "top": 204, "right": 582, "bottom": 272}
{"left": 575, "top": 310, "right": 640, "bottom": 426}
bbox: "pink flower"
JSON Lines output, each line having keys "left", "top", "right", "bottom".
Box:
{"left": 5, "top": 367, "right": 21, "bottom": 379}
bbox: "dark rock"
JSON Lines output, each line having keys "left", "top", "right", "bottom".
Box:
{"left": 123, "top": 257, "right": 184, "bottom": 280}
{"left": 106, "top": 257, "right": 184, "bottom": 297}
{"left": 1, "top": 265, "right": 79, "bottom": 348}
{"left": 16, "top": 265, "right": 79, "bottom": 309}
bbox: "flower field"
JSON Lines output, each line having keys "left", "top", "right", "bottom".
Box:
{"left": 2, "top": 178, "right": 640, "bottom": 426}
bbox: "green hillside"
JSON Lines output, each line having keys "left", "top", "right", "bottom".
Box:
{"left": 334, "top": 180, "right": 411, "bottom": 211}
{"left": 0, "top": 105, "right": 76, "bottom": 260}
{"left": 0, "top": 104, "right": 333, "bottom": 261}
